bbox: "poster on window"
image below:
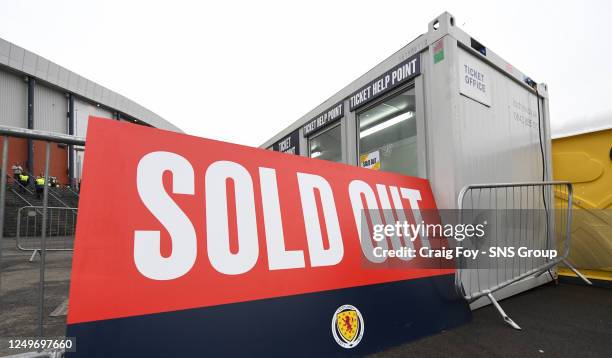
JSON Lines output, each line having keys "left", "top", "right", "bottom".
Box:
{"left": 360, "top": 150, "right": 381, "bottom": 170}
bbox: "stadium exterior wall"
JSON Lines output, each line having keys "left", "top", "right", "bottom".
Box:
{"left": 0, "top": 36, "right": 181, "bottom": 185}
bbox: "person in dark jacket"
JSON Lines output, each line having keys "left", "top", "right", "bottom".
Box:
{"left": 12, "top": 163, "right": 23, "bottom": 184}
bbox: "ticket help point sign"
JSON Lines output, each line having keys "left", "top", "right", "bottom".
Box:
{"left": 66, "top": 119, "right": 469, "bottom": 357}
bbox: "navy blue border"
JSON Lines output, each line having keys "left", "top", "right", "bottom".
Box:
{"left": 67, "top": 273, "right": 470, "bottom": 357}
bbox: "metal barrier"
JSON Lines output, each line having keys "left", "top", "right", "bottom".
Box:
{"left": 1, "top": 350, "right": 64, "bottom": 358}
{"left": 16, "top": 206, "right": 77, "bottom": 261}
{"left": 455, "top": 181, "right": 591, "bottom": 329}
{"left": 0, "top": 126, "right": 85, "bottom": 340}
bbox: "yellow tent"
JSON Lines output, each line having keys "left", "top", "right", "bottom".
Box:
{"left": 553, "top": 126, "right": 612, "bottom": 281}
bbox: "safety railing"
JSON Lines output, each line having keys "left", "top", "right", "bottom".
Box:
{"left": 7, "top": 175, "right": 74, "bottom": 210}
{"left": 455, "top": 181, "right": 591, "bottom": 329}
{"left": 9, "top": 184, "right": 37, "bottom": 208}
{"left": 16, "top": 206, "right": 77, "bottom": 261}
{"left": 52, "top": 184, "right": 79, "bottom": 199}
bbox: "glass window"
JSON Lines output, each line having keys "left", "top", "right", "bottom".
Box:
{"left": 308, "top": 124, "right": 342, "bottom": 163}
{"left": 358, "top": 88, "right": 417, "bottom": 176}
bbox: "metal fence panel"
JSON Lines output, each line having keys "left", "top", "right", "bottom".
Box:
{"left": 16, "top": 206, "right": 77, "bottom": 256}
{"left": 455, "top": 181, "right": 591, "bottom": 329}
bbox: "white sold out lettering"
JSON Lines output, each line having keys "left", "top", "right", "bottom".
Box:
{"left": 348, "top": 182, "right": 429, "bottom": 264}
{"left": 134, "top": 152, "right": 198, "bottom": 280}
{"left": 134, "top": 152, "right": 425, "bottom": 280}
{"left": 134, "top": 152, "right": 344, "bottom": 280}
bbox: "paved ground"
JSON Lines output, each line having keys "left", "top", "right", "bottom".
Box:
{"left": 1, "top": 238, "right": 610, "bottom": 357}
{"left": 0, "top": 238, "right": 71, "bottom": 356}
{"left": 371, "top": 281, "right": 612, "bottom": 358}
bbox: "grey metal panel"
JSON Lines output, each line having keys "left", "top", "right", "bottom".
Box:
{"left": 423, "top": 35, "right": 457, "bottom": 209}
{"left": 109, "top": 91, "right": 117, "bottom": 108}
{"left": 68, "top": 72, "right": 79, "bottom": 93}
{"left": 94, "top": 84, "right": 103, "bottom": 103}
{"left": 57, "top": 67, "right": 69, "bottom": 89}
{"left": 298, "top": 127, "right": 307, "bottom": 156}
{"left": 0, "top": 69, "right": 27, "bottom": 127}
{"left": 344, "top": 98, "right": 357, "bottom": 166}
{"left": 0, "top": 38, "right": 9, "bottom": 65}
{"left": 8, "top": 45, "right": 24, "bottom": 70}
{"left": 454, "top": 47, "right": 542, "bottom": 191}
{"left": 115, "top": 95, "right": 124, "bottom": 109}
{"left": 77, "top": 75, "right": 87, "bottom": 94}
{"left": 33, "top": 84, "right": 67, "bottom": 133}
{"left": 125, "top": 100, "right": 134, "bottom": 116}
{"left": 74, "top": 98, "right": 88, "bottom": 137}
{"left": 46, "top": 62, "right": 59, "bottom": 84}
{"left": 537, "top": 83, "right": 553, "bottom": 182}
{"left": 102, "top": 88, "right": 110, "bottom": 104}
{"left": 22, "top": 50, "right": 37, "bottom": 74}
{"left": 96, "top": 104, "right": 113, "bottom": 119}
{"left": 85, "top": 79, "right": 94, "bottom": 99}
{"left": 414, "top": 74, "right": 428, "bottom": 179}
{"left": 424, "top": 38, "right": 546, "bottom": 209}
{"left": 35, "top": 57, "right": 49, "bottom": 80}
{"left": 74, "top": 97, "right": 113, "bottom": 137}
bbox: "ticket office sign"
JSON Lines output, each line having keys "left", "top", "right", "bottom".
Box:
{"left": 66, "top": 118, "right": 469, "bottom": 357}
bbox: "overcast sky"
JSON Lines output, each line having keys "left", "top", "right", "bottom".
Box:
{"left": 1, "top": 0, "right": 611, "bottom": 145}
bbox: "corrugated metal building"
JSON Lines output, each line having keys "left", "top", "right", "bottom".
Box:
{"left": 0, "top": 36, "right": 181, "bottom": 185}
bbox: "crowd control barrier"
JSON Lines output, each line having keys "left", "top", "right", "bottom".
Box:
{"left": 16, "top": 206, "right": 77, "bottom": 261}
{"left": 0, "top": 125, "right": 85, "bottom": 342}
{"left": 455, "top": 181, "right": 592, "bottom": 329}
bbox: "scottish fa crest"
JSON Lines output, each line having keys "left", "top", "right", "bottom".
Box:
{"left": 331, "top": 304, "right": 364, "bottom": 348}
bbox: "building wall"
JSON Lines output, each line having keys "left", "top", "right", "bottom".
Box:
{"left": 33, "top": 84, "right": 68, "bottom": 133}
{"left": 1, "top": 36, "right": 178, "bottom": 186}
{"left": 0, "top": 37, "right": 180, "bottom": 132}
{"left": 32, "top": 140, "right": 69, "bottom": 184}
{"left": 29, "top": 84, "right": 69, "bottom": 183}
{"left": 0, "top": 69, "right": 26, "bottom": 127}
{"left": 0, "top": 136, "right": 28, "bottom": 180}
{"left": 74, "top": 97, "right": 113, "bottom": 137}
{"left": 0, "top": 70, "right": 28, "bottom": 182}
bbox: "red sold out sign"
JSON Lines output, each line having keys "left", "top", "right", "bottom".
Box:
{"left": 68, "top": 118, "right": 452, "bottom": 325}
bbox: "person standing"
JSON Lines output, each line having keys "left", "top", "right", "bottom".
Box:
{"left": 18, "top": 171, "right": 30, "bottom": 192}
{"left": 35, "top": 174, "right": 45, "bottom": 199}
{"left": 11, "top": 163, "right": 23, "bottom": 185}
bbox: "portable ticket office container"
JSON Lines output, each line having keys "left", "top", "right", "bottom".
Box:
{"left": 262, "top": 12, "right": 554, "bottom": 307}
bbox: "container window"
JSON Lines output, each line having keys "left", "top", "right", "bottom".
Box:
{"left": 358, "top": 88, "right": 417, "bottom": 176}
{"left": 308, "top": 124, "right": 342, "bottom": 163}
